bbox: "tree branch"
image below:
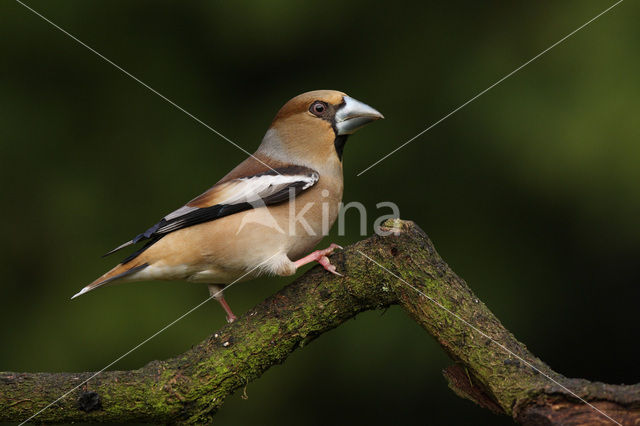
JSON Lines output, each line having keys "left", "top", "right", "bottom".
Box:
{"left": 1, "top": 219, "right": 638, "bottom": 424}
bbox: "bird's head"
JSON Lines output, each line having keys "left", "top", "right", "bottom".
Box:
{"left": 257, "top": 90, "right": 383, "bottom": 167}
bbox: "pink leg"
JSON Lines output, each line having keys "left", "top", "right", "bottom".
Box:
{"left": 209, "top": 285, "right": 237, "bottom": 323}
{"left": 216, "top": 295, "right": 238, "bottom": 323}
{"left": 294, "top": 243, "right": 343, "bottom": 276}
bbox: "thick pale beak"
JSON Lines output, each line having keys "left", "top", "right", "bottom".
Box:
{"left": 335, "top": 96, "right": 384, "bottom": 135}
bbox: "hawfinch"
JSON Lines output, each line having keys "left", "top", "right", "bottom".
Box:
{"left": 73, "top": 90, "right": 383, "bottom": 322}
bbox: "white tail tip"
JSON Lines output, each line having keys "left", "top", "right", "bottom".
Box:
{"left": 71, "top": 287, "right": 89, "bottom": 300}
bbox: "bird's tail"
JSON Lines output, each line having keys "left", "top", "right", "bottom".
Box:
{"left": 71, "top": 262, "right": 149, "bottom": 299}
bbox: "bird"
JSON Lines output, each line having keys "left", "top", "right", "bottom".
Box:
{"left": 72, "top": 90, "right": 384, "bottom": 322}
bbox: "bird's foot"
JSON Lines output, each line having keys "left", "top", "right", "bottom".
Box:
{"left": 294, "top": 243, "right": 343, "bottom": 276}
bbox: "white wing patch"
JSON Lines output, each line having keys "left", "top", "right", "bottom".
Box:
{"left": 164, "top": 172, "right": 319, "bottom": 222}
{"left": 223, "top": 173, "right": 319, "bottom": 204}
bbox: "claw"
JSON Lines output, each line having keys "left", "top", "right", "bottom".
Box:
{"left": 317, "top": 255, "right": 343, "bottom": 276}
{"left": 293, "top": 243, "right": 344, "bottom": 276}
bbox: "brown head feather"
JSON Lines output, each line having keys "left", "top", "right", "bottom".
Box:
{"left": 272, "top": 90, "right": 346, "bottom": 122}
{"left": 258, "top": 90, "right": 347, "bottom": 173}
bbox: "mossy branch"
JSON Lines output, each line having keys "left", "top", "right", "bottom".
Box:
{"left": 1, "top": 219, "right": 638, "bottom": 424}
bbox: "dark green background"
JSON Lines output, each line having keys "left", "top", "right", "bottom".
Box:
{"left": 1, "top": 1, "right": 638, "bottom": 425}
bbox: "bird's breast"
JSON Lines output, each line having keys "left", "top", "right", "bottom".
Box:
{"left": 281, "top": 175, "right": 343, "bottom": 259}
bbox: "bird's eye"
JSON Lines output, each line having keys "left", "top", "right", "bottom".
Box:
{"left": 309, "top": 101, "right": 327, "bottom": 116}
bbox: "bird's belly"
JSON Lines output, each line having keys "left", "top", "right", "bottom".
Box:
{"left": 134, "top": 259, "right": 257, "bottom": 285}
{"left": 186, "top": 268, "right": 251, "bottom": 284}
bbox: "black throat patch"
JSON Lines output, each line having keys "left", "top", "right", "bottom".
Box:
{"left": 334, "top": 134, "right": 349, "bottom": 160}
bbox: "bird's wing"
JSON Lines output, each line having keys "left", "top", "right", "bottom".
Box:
{"left": 105, "top": 165, "right": 319, "bottom": 262}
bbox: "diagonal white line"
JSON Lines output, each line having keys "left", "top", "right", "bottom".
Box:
{"left": 357, "top": 0, "right": 625, "bottom": 176}
{"left": 15, "top": 0, "right": 280, "bottom": 175}
{"left": 357, "top": 250, "right": 622, "bottom": 425}
{"left": 18, "top": 251, "right": 280, "bottom": 425}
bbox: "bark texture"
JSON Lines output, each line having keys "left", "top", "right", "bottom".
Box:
{"left": 1, "top": 219, "right": 638, "bottom": 425}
